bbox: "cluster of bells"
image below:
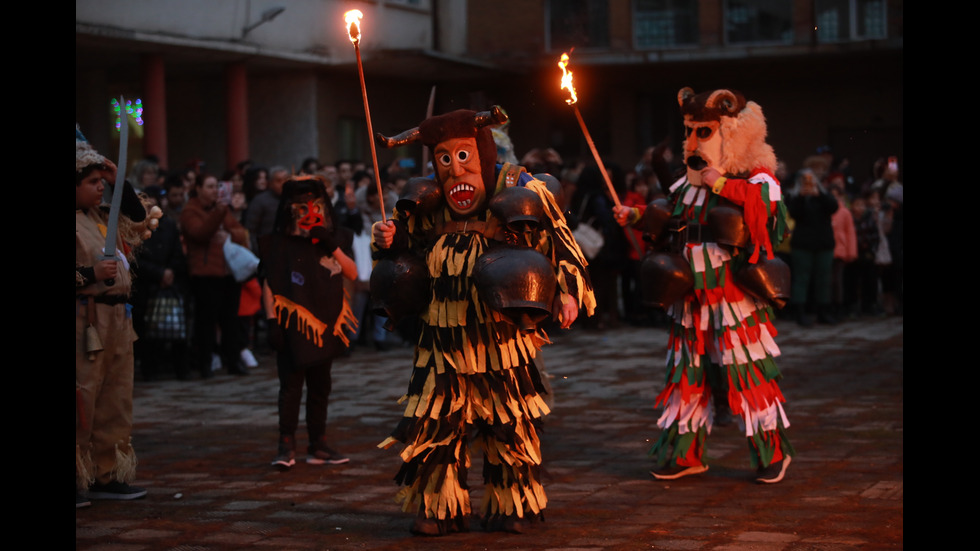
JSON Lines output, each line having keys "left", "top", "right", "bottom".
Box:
{"left": 639, "top": 196, "right": 790, "bottom": 310}
{"left": 370, "top": 176, "right": 790, "bottom": 335}
{"left": 370, "top": 176, "right": 561, "bottom": 333}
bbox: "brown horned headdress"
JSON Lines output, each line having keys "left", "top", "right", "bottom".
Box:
{"left": 376, "top": 106, "right": 508, "bottom": 190}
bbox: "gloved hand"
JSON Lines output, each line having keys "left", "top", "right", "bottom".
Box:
{"left": 267, "top": 322, "right": 285, "bottom": 351}
{"left": 309, "top": 226, "right": 338, "bottom": 255}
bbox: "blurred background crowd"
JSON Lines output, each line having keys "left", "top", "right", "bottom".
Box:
{"left": 124, "top": 137, "right": 902, "bottom": 382}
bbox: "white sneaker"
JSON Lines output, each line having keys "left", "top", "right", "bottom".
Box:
{"left": 240, "top": 348, "right": 258, "bottom": 368}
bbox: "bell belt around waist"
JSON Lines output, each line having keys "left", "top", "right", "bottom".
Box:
{"left": 76, "top": 294, "right": 129, "bottom": 305}
{"left": 434, "top": 219, "right": 507, "bottom": 242}
{"left": 678, "top": 223, "right": 716, "bottom": 244}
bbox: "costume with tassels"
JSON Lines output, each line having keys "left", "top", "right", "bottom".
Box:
{"left": 618, "top": 88, "right": 794, "bottom": 483}
{"left": 76, "top": 132, "right": 159, "bottom": 502}
{"left": 373, "top": 108, "right": 594, "bottom": 535}
{"left": 261, "top": 176, "right": 359, "bottom": 469}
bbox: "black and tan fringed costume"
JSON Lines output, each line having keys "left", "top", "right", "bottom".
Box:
{"left": 372, "top": 108, "right": 595, "bottom": 535}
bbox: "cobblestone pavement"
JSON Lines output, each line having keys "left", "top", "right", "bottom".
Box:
{"left": 76, "top": 314, "right": 903, "bottom": 550}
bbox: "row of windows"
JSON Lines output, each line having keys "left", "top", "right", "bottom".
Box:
{"left": 549, "top": 0, "right": 890, "bottom": 51}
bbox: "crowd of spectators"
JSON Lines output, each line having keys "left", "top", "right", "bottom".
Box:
{"left": 553, "top": 143, "right": 903, "bottom": 331}
{"left": 123, "top": 141, "right": 902, "bottom": 380}
{"left": 126, "top": 154, "right": 419, "bottom": 381}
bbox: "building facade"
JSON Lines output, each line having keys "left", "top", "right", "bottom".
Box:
{"left": 76, "top": 0, "right": 902, "bottom": 184}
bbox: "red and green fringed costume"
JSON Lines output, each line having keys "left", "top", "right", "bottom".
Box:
{"left": 649, "top": 168, "right": 794, "bottom": 471}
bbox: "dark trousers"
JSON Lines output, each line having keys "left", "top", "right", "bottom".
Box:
{"left": 189, "top": 275, "right": 242, "bottom": 374}
{"left": 277, "top": 351, "right": 333, "bottom": 450}
{"left": 790, "top": 248, "right": 833, "bottom": 307}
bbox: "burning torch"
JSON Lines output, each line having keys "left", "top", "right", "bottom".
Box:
{"left": 558, "top": 52, "right": 621, "bottom": 208}
{"left": 345, "top": 9, "right": 386, "bottom": 222}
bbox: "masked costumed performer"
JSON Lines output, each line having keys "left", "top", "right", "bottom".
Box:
{"left": 261, "top": 175, "right": 359, "bottom": 469}
{"left": 76, "top": 133, "right": 160, "bottom": 506}
{"left": 372, "top": 107, "right": 595, "bottom": 535}
{"left": 614, "top": 88, "right": 794, "bottom": 483}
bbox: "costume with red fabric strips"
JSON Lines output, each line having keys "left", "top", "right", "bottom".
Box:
{"left": 616, "top": 88, "right": 793, "bottom": 483}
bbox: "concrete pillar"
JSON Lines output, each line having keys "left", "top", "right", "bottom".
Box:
{"left": 225, "top": 62, "right": 249, "bottom": 171}
{"left": 141, "top": 54, "right": 168, "bottom": 168}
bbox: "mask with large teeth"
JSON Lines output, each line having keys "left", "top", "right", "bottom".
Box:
{"left": 435, "top": 136, "right": 486, "bottom": 218}
{"left": 448, "top": 183, "right": 476, "bottom": 209}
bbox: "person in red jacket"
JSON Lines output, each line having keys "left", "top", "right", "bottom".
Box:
{"left": 180, "top": 173, "right": 250, "bottom": 378}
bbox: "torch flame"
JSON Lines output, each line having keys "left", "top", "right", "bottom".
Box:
{"left": 344, "top": 9, "right": 362, "bottom": 44}
{"left": 558, "top": 52, "right": 577, "bottom": 105}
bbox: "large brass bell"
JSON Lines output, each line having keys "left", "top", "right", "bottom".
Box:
{"left": 735, "top": 255, "right": 791, "bottom": 309}
{"left": 533, "top": 172, "right": 564, "bottom": 205}
{"left": 640, "top": 251, "right": 695, "bottom": 309}
{"left": 395, "top": 177, "right": 443, "bottom": 218}
{"left": 85, "top": 324, "right": 104, "bottom": 361}
{"left": 473, "top": 246, "right": 557, "bottom": 331}
{"left": 369, "top": 251, "right": 429, "bottom": 330}
{"left": 488, "top": 185, "right": 544, "bottom": 234}
{"left": 707, "top": 197, "right": 749, "bottom": 250}
{"left": 642, "top": 197, "right": 673, "bottom": 248}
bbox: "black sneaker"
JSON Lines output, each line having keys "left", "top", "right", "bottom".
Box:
{"left": 650, "top": 463, "right": 709, "bottom": 480}
{"left": 271, "top": 450, "right": 296, "bottom": 470}
{"left": 755, "top": 455, "right": 791, "bottom": 484}
{"left": 87, "top": 481, "right": 147, "bottom": 500}
{"left": 307, "top": 443, "right": 349, "bottom": 465}
{"left": 272, "top": 435, "right": 296, "bottom": 470}
{"left": 272, "top": 434, "right": 296, "bottom": 471}
{"left": 76, "top": 492, "right": 91, "bottom": 509}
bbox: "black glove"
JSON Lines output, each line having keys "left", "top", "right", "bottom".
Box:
{"left": 309, "top": 226, "right": 339, "bottom": 255}
{"left": 267, "top": 322, "right": 285, "bottom": 351}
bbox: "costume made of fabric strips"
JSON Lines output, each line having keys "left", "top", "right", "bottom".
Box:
{"left": 649, "top": 168, "right": 794, "bottom": 471}
{"left": 264, "top": 231, "right": 358, "bottom": 366}
{"left": 76, "top": 201, "right": 141, "bottom": 490}
{"left": 263, "top": 231, "right": 358, "bottom": 439}
{"left": 377, "top": 163, "right": 595, "bottom": 531}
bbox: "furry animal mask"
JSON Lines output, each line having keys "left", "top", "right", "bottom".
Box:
{"left": 678, "top": 88, "right": 776, "bottom": 179}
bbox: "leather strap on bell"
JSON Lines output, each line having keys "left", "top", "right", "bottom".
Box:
{"left": 86, "top": 296, "right": 97, "bottom": 326}
{"left": 435, "top": 218, "right": 507, "bottom": 243}
{"left": 497, "top": 163, "right": 526, "bottom": 190}
{"left": 679, "top": 223, "right": 716, "bottom": 245}
{"left": 77, "top": 294, "right": 129, "bottom": 306}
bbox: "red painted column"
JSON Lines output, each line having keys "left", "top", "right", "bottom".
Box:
{"left": 141, "top": 54, "right": 168, "bottom": 168}
{"left": 225, "top": 63, "right": 249, "bottom": 171}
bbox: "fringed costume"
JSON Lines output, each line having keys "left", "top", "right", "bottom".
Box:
{"left": 76, "top": 206, "right": 140, "bottom": 490}
{"left": 618, "top": 88, "right": 795, "bottom": 483}
{"left": 650, "top": 168, "right": 794, "bottom": 472}
{"left": 262, "top": 176, "right": 359, "bottom": 468}
{"left": 377, "top": 159, "right": 595, "bottom": 533}
{"left": 75, "top": 133, "right": 157, "bottom": 501}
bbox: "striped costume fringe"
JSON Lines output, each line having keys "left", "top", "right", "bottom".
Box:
{"left": 522, "top": 178, "right": 597, "bottom": 317}
{"left": 75, "top": 444, "right": 94, "bottom": 490}
{"left": 332, "top": 291, "right": 359, "bottom": 347}
{"left": 651, "top": 172, "right": 791, "bottom": 468}
{"left": 273, "top": 290, "right": 359, "bottom": 348}
{"left": 111, "top": 439, "right": 138, "bottom": 483}
{"left": 377, "top": 169, "right": 595, "bottom": 523}
{"left": 379, "top": 229, "right": 554, "bottom": 521}
{"left": 382, "top": 361, "right": 549, "bottom": 519}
